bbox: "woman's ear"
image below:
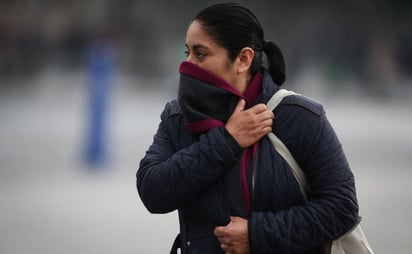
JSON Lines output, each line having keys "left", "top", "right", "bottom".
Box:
{"left": 236, "top": 47, "right": 255, "bottom": 74}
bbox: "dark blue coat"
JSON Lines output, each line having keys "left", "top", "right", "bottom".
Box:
{"left": 137, "top": 71, "right": 359, "bottom": 253}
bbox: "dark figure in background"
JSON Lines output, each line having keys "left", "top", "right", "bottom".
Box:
{"left": 136, "top": 3, "right": 358, "bottom": 254}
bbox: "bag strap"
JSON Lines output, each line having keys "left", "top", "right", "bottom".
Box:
{"left": 266, "top": 89, "right": 310, "bottom": 199}
{"left": 170, "top": 233, "right": 181, "bottom": 254}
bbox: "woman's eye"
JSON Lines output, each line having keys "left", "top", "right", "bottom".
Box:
{"left": 195, "top": 52, "right": 206, "bottom": 58}
{"left": 184, "top": 50, "right": 206, "bottom": 59}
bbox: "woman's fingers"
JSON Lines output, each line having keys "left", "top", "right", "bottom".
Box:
{"left": 226, "top": 102, "right": 275, "bottom": 148}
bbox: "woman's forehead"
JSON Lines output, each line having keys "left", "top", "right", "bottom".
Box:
{"left": 185, "top": 21, "right": 217, "bottom": 49}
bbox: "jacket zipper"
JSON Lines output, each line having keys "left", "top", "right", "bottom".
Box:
{"left": 251, "top": 149, "right": 258, "bottom": 209}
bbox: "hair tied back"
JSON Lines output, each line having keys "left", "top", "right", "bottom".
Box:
{"left": 262, "top": 40, "right": 286, "bottom": 86}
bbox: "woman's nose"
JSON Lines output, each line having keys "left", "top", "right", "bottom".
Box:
{"left": 186, "top": 54, "right": 194, "bottom": 64}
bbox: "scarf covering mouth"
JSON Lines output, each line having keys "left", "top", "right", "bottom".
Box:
{"left": 178, "top": 61, "right": 262, "bottom": 134}
{"left": 178, "top": 61, "right": 263, "bottom": 212}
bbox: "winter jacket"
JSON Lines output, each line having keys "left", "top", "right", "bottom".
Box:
{"left": 136, "top": 70, "right": 359, "bottom": 254}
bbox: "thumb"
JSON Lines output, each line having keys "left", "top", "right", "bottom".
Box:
{"left": 214, "top": 226, "right": 226, "bottom": 237}
{"left": 230, "top": 216, "right": 241, "bottom": 222}
{"left": 234, "top": 99, "right": 246, "bottom": 113}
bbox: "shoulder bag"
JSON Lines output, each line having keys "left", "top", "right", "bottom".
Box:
{"left": 266, "top": 89, "right": 374, "bottom": 254}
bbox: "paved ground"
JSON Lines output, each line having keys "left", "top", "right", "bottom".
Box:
{"left": 0, "top": 70, "right": 411, "bottom": 253}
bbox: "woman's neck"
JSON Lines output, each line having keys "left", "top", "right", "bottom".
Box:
{"left": 232, "top": 74, "right": 252, "bottom": 94}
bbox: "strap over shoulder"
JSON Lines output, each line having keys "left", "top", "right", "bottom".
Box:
{"left": 266, "top": 88, "right": 310, "bottom": 199}
{"left": 266, "top": 89, "right": 298, "bottom": 111}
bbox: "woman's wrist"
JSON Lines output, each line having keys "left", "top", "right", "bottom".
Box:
{"left": 223, "top": 127, "right": 243, "bottom": 154}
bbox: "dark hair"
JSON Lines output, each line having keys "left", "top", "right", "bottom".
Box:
{"left": 193, "top": 2, "right": 285, "bottom": 85}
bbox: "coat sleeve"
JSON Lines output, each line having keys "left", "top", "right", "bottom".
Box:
{"left": 136, "top": 101, "right": 240, "bottom": 214}
{"left": 249, "top": 103, "right": 359, "bottom": 253}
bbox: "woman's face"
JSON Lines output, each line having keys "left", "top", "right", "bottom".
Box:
{"left": 185, "top": 20, "right": 237, "bottom": 86}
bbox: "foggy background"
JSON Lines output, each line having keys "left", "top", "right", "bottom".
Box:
{"left": 0, "top": 0, "right": 411, "bottom": 253}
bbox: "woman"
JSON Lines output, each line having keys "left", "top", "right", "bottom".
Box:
{"left": 136, "top": 3, "right": 358, "bottom": 254}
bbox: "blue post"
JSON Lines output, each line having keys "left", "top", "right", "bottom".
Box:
{"left": 85, "top": 39, "right": 114, "bottom": 167}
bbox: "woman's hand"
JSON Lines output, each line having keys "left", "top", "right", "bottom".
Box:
{"left": 214, "top": 216, "right": 250, "bottom": 254}
{"left": 226, "top": 99, "right": 274, "bottom": 148}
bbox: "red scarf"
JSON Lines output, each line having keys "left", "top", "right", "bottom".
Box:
{"left": 178, "top": 61, "right": 262, "bottom": 212}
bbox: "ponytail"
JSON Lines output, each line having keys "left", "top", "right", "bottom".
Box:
{"left": 262, "top": 41, "right": 286, "bottom": 86}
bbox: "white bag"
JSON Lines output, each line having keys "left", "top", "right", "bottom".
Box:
{"left": 328, "top": 222, "right": 373, "bottom": 254}
{"left": 266, "top": 89, "right": 374, "bottom": 254}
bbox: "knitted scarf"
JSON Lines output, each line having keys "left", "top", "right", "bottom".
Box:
{"left": 178, "top": 61, "right": 262, "bottom": 212}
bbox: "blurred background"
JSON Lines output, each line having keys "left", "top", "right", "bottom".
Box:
{"left": 0, "top": 0, "right": 411, "bottom": 253}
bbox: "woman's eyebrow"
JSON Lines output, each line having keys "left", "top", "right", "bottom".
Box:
{"left": 185, "top": 43, "right": 210, "bottom": 51}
